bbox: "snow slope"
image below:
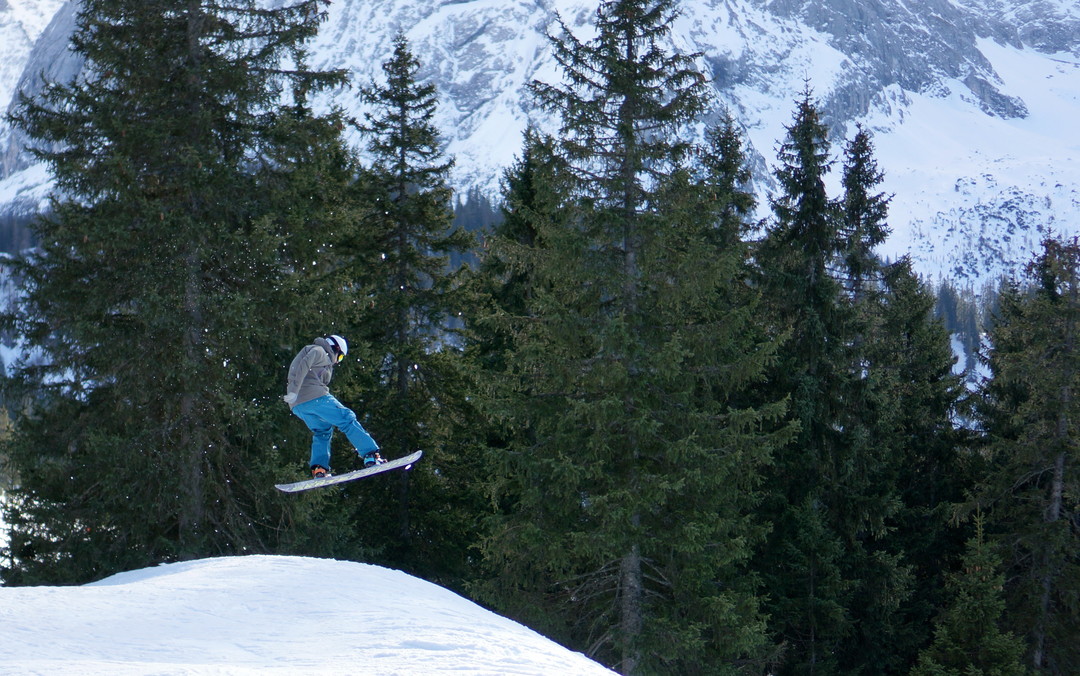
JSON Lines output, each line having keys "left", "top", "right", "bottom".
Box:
{"left": 867, "top": 40, "right": 1080, "bottom": 283}
{"left": 0, "top": 555, "right": 616, "bottom": 675}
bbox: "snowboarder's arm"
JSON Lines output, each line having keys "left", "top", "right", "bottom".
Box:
{"left": 285, "top": 345, "right": 334, "bottom": 404}
{"left": 286, "top": 347, "right": 321, "bottom": 397}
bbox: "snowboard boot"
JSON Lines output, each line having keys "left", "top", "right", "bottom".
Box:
{"left": 311, "top": 465, "right": 331, "bottom": 479}
{"left": 361, "top": 451, "right": 386, "bottom": 468}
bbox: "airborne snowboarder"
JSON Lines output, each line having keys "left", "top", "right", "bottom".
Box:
{"left": 284, "top": 335, "right": 385, "bottom": 478}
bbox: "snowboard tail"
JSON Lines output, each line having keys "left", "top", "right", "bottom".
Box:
{"left": 275, "top": 450, "right": 423, "bottom": 493}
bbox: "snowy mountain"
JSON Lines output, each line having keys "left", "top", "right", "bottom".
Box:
{"left": 0, "top": 0, "right": 64, "bottom": 124}
{"left": 1, "top": 0, "right": 1078, "bottom": 287}
{"left": 0, "top": 555, "right": 616, "bottom": 675}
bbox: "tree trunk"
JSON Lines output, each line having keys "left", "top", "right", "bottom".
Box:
{"left": 1033, "top": 448, "right": 1066, "bottom": 669}
{"left": 1034, "top": 266, "right": 1076, "bottom": 669}
{"left": 619, "top": 541, "right": 643, "bottom": 675}
{"left": 178, "top": 246, "right": 205, "bottom": 552}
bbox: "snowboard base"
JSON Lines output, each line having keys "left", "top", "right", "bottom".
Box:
{"left": 275, "top": 450, "right": 422, "bottom": 493}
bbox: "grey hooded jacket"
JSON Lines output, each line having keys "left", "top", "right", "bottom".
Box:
{"left": 285, "top": 337, "right": 337, "bottom": 408}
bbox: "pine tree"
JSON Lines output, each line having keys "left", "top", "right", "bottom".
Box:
{"left": 477, "top": 2, "right": 786, "bottom": 672}
{"left": 862, "top": 259, "right": 971, "bottom": 671}
{"left": 977, "top": 237, "right": 1080, "bottom": 673}
{"left": 469, "top": 126, "right": 564, "bottom": 377}
{"left": 331, "top": 33, "right": 481, "bottom": 586}
{"left": 830, "top": 128, "right": 911, "bottom": 674}
{"left": 751, "top": 95, "right": 957, "bottom": 675}
{"left": 834, "top": 128, "right": 970, "bottom": 673}
{"left": 253, "top": 83, "right": 396, "bottom": 563}
{"left": 753, "top": 91, "right": 855, "bottom": 675}
{"left": 837, "top": 124, "right": 890, "bottom": 302}
{"left": 464, "top": 129, "right": 567, "bottom": 582}
{"left": 263, "top": 88, "right": 370, "bottom": 329}
{"left": 0, "top": 0, "right": 346, "bottom": 584}
{"left": 352, "top": 31, "right": 472, "bottom": 455}
{"left": 911, "top": 516, "right": 1029, "bottom": 676}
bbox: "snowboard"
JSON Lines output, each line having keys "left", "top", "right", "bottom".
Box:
{"left": 275, "top": 450, "right": 423, "bottom": 493}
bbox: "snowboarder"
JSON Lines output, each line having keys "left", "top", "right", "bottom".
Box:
{"left": 284, "top": 335, "right": 385, "bottom": 478}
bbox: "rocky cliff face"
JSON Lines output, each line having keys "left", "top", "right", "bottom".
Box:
{"left": 772, "top": 0, "right": 1030, "bottom": 118}
{"left": 962, "top": 0, "right": 1080, "bottom": 53}
{"left": 1, "top": 0, "right": 1078, "bottom": 286}
{"left": 0, "top": 0, "right": 79, "bottom": 223}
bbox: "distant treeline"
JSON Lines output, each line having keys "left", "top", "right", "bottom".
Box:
{"left": 0, "top": 211, "right": 37, "bottom": 254}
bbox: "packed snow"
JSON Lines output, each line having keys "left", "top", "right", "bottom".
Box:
{"left": 0, "top": 555, "right": 616, "bottom": 675}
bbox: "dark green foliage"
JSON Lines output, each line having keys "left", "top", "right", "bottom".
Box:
{"left": 836, "top": 130, "right": 969, "bottom": 674}
{"left": 350, "top": 32, "right": 471, "bottom": 457}
{"left": 461, "top": 129, "right": 563, "bottom": 542}
{"left": 754, "top": 92, "right": 862, "bottom": 673}
{"left": 977, "top": 237, "right": 1080, "bottom": 674}
{"left": 838, "top": 124, "right": 891, "bottom": 299}
{"left": 911, "top": 516, "right": 1030, "bottom": 676}
{"left": 468, "top": 126, "right": 562, "bottom": 378}
{"left": 0, "top": 0, "right": 347, "bottom": 584}
{"left": 865, "top": 260, "right": 971, "bottom": 671}
{"left": 327, "top": 33, "right": 482, "bottom": 588}
{"left": 255, "top": 80, "right": 394, "bottom": 565}
{"left": 475, "top": 2, "right": 786, "bottom": 673}
{"left": 752, "top": 94, "right": 967, "bottom": 675}
{"left": 1, "top": 1, "right": 1075, "bottom": 668}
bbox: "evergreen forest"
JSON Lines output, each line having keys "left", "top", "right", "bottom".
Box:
{"left": 0, "top": 1, "right": 1076, "bottom": 675}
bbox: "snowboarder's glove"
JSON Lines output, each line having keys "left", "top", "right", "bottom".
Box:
{"left": 283, "top": 392, "right": 298, "bottom": 405}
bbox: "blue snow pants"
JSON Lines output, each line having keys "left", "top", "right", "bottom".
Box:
{"left": 291, "top": 394, "right": 379, "bottom": 469}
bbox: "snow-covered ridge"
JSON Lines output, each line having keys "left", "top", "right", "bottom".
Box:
{"left": 1, "top": 0, "right": 1078, "bottom": 289}
{"left": 0, "top": 554, "right": 617, "bottom": 674}
{"left": 870, "top": 39, "right": 1080, "bottom": 282}
{"left": 0, "top": 0, "right": 64, "bottom": 174}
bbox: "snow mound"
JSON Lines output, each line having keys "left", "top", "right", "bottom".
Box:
{"left": 0, "top": 554, "right": 615, "bottom": 675}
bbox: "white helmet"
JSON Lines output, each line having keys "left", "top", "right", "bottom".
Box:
{"left": 326, "top": 335, "right": 348, "bottom": 361}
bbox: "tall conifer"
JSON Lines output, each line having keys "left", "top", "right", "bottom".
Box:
{"left": 1, "top": 0, "right": 345, "bottom": 583}
{"left": 869, "top": 260, "right": 970, "bottom": 670}
{"left": 978, "top": 237, "right": 1080, "bottom": 673}
{"left": 754, "top": 92, "right": 854, "bottom": 674}
{"left": 838, "top": 125, "right": 890, "bottom": 301}
{"left": 334, "top": 33, "right": 480, "bottom": 585}
{"left": 478, "top": 2, "right": 786, "bottom": 672}
{"left": 834, "top": 128, "right": 965, "bottom": 673}
{"left": 467, "top": 127, "right": 564, "bottom": 451}
{"left": 752, "top": 95, "right": 953, "bottom": 675}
